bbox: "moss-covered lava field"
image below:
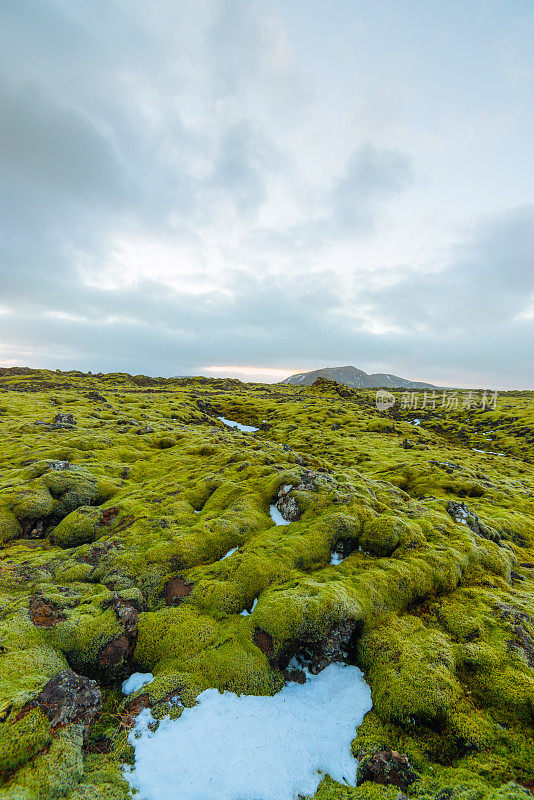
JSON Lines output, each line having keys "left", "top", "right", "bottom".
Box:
{"left": 0, "top": 367, "right": 533, "bottom": 799}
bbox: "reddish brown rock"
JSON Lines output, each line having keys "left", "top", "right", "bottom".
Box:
{"left": 29, "top": 596, "right": 67, "bottom": 627}
{"left": 101, "top": 507, "right": 119, "bottom": 526}
{"left": 164, "top": 576, "right": 193, "bottom": 606}
{"left": 253, "top": 628, "right": 274, "bottom": 657}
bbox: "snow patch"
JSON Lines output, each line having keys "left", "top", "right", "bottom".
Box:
{"left": 122, "top": 673, "right": 153, "bottom": 695}
{"left": 218, "top": 416, "right": 258, "bottom": 433}
{"left": 240, "top": 598, "right": 257, "bottom": 616}
{"left": 125, "top": 663, "right": 372, "bottom": 800}
{"left": 221, "top": 547, "right": 238, "bottom": 560}
{"left": 330, "top": 552, "right": 344, "bottom": 565}
{"left": 269, "top": 504, "right": 291, "bottom": 526}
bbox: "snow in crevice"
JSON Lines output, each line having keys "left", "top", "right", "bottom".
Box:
{"left": 122, "top": 673, "right": 154, "bottom": 695}
{"left": 125, "top": 662, "right": 372, "bottom": 800}
{"left": 240, "top": 598, "right": 257, "bottom": 616}
{"left": 330, "top": 552, "right": 344, "bottom": 565}
{"left": 221, "top": 546, "right": 238, "bottom": 560}
{"left": 217, "top": 416, "right": 258, "bottom": 433}
{"left": 269, "top": 504, "right": 291, "bottom": 526}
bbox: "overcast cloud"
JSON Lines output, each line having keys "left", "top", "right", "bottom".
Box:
{"left": 0, "top": 0, "right": 533, "bottom": 387}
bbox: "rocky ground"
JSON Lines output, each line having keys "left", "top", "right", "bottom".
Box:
{"left": 0, "top": 367, "right": 532, "bottom": 799}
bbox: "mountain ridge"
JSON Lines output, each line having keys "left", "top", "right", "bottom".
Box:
{"left": 280, "top": 365, "right": 442, "bottom": 390}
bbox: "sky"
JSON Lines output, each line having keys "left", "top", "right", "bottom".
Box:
{"left": 0, "top": 0, "right": 533, "bottom": 388}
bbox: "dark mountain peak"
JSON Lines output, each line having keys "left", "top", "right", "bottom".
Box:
{"left": 280, "top": 365, "right": 441, "bottom": 390}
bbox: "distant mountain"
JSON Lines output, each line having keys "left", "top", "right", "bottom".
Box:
{"left": 280, "top": 365, "right": 441, "bottom": 390}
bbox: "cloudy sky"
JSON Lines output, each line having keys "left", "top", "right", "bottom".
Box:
{"left": 1, "top": 0, "right": 533, "bottom": 387}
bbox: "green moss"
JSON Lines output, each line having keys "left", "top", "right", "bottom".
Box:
{"left": 0, "top": 511, "right": 22, "bottom": 544}
{"left": 49, "top": 606, "right": 124, "bottom": 677}
{"left": 50, "top": 507, "right": 105, "bottom": 548}
{"left": 359, "top": 516, "right": 401, "bottom": 556}
{"left": 312, "top": 775, "right": 402, "bottom": 799}
{"left": 0, "top": 707, "right": 51, "bottom": 782}
{"left": 358, "top": 613, "right": 461, "bottom": 728}
{"left": 4, "top": 485, "right": 55, "bottom": 525}
{"left": 0, "top": 372, "right": 532, "bottom": 797}
{"left": 7, "top": 724, "right": 84, "bottom": 799}
{"left": 134, "top": 606, "right": 218, "bottom": 667}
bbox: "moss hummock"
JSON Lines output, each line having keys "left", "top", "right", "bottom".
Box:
{"left": 0, "top": 368, "right": 532, "bottom": 799}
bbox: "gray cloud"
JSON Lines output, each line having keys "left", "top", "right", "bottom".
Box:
{"left": 363, "top": 206, "right": 534, "bottom": 329}
{"left": 0, "top": 82, "right": 125, "bottom": 202}
{"left": 1, "top": 234, "right": 532, "bottom": 388}
{"left": 330, "top": 144, "right": 413, "bottom": 233}
{"left": 0, "top": 1, "right": 531, "bottom": 387}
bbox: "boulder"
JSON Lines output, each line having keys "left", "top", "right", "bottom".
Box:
{"left": 18, "top": 669, "right": 101, "bottom": 737}
{"left": 357, "top": 748, "right": 420, "bottom": 792}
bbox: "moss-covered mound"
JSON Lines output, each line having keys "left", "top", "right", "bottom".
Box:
{"left": 0, "top": 368, "right": 532, "bottom": 799}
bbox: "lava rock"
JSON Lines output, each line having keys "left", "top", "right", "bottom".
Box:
{"left": 53, "top": 413, "right": 75, "bottom": 426}
{"left": 276, "top": 488, "right": 300, "bottom": 522}
{"left": 19, "top": 670, "right": 101, "bottom": 738}
{"left": 49, "top": 460, "right": 70, "bottom": 471}
{"left": 357, "top": 748, "right": 420, "bottom": 793}
{"left": 446, "top": 501, "right": 500, "bottom": 542}
{"left": 164, "top": 576, "right": 193, "bottom": 606}
{"left": 29, "top": 596, "right": 67, "bottom": 627}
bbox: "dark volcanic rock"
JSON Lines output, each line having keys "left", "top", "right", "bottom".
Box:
{"left": 85, "top": 391, "right": 107, "bottom": 403}
{"left": 49, "top": 460, "right": 70, "bottom": 471}
{"left": 18, "top": 670, "right": 101, "bottom": 738}
{"left": 276, "top": 491, "right": 300, "bottom": 522}
{"left": 495, "top": 603, "right": 534, "bottom": 667}
{"left": 357, "top": 748, "right": 420, "bottom": 793}
{"left": 22, "top": 519, "right": 46, "bottom": 538}
{"left": 53, "top": 413, "right": 76, "bottom": 426}
{"left": 164, "top": 576, "right": 193, "bottom": 605}
{"left": 308, "top": 620, "right": 357, "bottom": 674}
{"left": 253, "top": 628, "right": 274, "bottom": 657}
{"left": 96, "top": 593, "right": 142, "bottom": 681}
{"left": 446, "top": 501, "right": 500, "bottom": 543}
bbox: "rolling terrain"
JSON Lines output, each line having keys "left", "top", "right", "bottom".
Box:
{"left": 0, "top": 367, "right": 532, "bottom": 799}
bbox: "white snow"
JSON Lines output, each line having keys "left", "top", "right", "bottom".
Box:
{"left": 330, "top": 552, "right": 344, "bottom": 565}
{"left": 472, "top": 448, "right": 506, "bottom": 456}
{"left": 125, "top": 663, "right": 372, "bottom": 800}
{"left": 122, "top": 673, "right": 154, "bottom": 695}
{"left": 269, "top": 504, "right": 290, "bottom": 526}
{"left": 217, "top": 416, "right": 258, "bottom": 433}
{"left": 240, "top": 598, "right": 257, "bottom": 616}
{"left": 221, "top": 546, "right": 238, "bottom": 560}
{"left": 412, "top": 418, "right": 421, "bottom": 426}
